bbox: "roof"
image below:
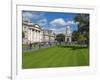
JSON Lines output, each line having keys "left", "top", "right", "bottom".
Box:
{"left": 22, "top": 21, "right": 41, "bottom": 30}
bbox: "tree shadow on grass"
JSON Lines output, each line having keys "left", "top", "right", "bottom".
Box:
{"left": 58, "top": 45, "right": 88, "bottom": 50}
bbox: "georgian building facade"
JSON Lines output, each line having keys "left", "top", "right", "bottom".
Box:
{"left": 22, "top": 21, "right": 56, "bottom": 44}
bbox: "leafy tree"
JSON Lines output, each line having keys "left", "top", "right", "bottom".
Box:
{"left": 74, "top": 14, "right": 89, "bottom": 46}
{"left": 55, "top": 34, "right": 65, "bottom": 46}
{"left": 72, "top": 31, "right": 79, "bottom": 42}
{"left": 78, "top": 34, "right": 87, "bottom": 45}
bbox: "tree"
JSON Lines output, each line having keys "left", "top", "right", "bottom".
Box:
{"left": 55, "top": 34, "right": 65, "bottom": 46}
{"left": 74, "top": 14, "right": 89, "bottom": 46}
{"left": 78, "top": 34, "right": 87, "bottom": 45}
{"left": 72, "top": 31, "right": 79, "bottom": 42}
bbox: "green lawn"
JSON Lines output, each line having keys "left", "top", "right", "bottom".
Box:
{"left": 22, "top": 45, "right": 89, "bottom": 69}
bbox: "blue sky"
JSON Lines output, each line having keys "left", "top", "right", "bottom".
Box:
{"left": 22, "top": 11, "right": 78, "bottom": 34}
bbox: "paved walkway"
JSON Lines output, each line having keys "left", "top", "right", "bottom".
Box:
{"left": 22, "top": 42, "right": 86, "bottom": 53}
{"left": 22, "top": 43, "right": 56, "bottom": 53}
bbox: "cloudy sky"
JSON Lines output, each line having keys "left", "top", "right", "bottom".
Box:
{"left": 22, "top": 11, "right": 78, "bottom": 34}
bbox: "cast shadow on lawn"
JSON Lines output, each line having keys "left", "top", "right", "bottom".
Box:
{"left": 59, "top": 45, "right": 88, "bottom": 50}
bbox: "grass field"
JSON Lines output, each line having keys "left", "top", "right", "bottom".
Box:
{"left": 22, "top": 45, "right": 89, "bottom": 69}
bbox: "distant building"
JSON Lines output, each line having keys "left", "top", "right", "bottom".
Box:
{"left": 22, "top": 21, "right": 56, "bottom": 44}
{"left": 65, "top": 25, "right": 72, "bottom": 43}
{"left": 42, "top": 29, "right": 56, "bottom": 43}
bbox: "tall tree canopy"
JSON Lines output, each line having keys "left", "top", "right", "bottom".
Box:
{"left": 74, "top": 14, "right": 89, "bottom": 46}
{"left": 55, "top": 34, "right": 65, "bottom": 45}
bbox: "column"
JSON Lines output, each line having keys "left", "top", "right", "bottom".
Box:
{"left": 39, "top": 31, "right": 41, "bottom": 42}
{"left": 65, "top": 36, "right": 67, "bottom": 42}
{"left": 38, "top": 31, "right": 41, "bottom": 42}
{"left": 69, "top": 37, "right": 72, "bottom": 43}
{"left": 36, "top": 30, "right": 37, "bottom": 42}
{"left": 37, "top": 31, "right": 39, "bottom": 42}
{"left": 27, "top": 29, "right": 32, "bottom": 44}
{"left": 34, "top": 30, "right": 36, "bottom": 43}
{"left": 30, "top": 29, "right": 32, "bottom": 43}
{"left": 32, "top": 29, "right": 34, "bottom": 43}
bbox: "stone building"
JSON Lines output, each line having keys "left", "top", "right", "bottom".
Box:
{"left": 42, "top": 29, "right": 56, "bottom": 43}
{"left": 22, "top": 21, "right": 56, "bottom": 44}
{"left": 65, "top": 25, "right": 72, "bottom": 43}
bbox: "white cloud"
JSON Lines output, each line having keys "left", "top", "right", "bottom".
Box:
{"left": 66, "top": 20, "right": 76, "bottom": 25}
{"left": 22, "top": 12, "right": 33, "bottom": 21}
{"left": 50, "top": 18, "right": 77, "bottom": 27}
{"left": 37, "top": 17, "right": 76, "bottom": 34}
{"left": 23, "top": 12, "right": 33, "bottom": 18}
{"left": 37, "top": 18, "right": 48, "bottom": 26}
{"left": 50, "top": 18, "right": 67, "bottom": 27}
{"left": 50, "top": 28, "right": 65, "bottom": 34}
{"left": 49, "top": 18, "right": 77, "bottom": 34}
{"left": 22, "top": 12, "right": 44, "bottom": 21}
